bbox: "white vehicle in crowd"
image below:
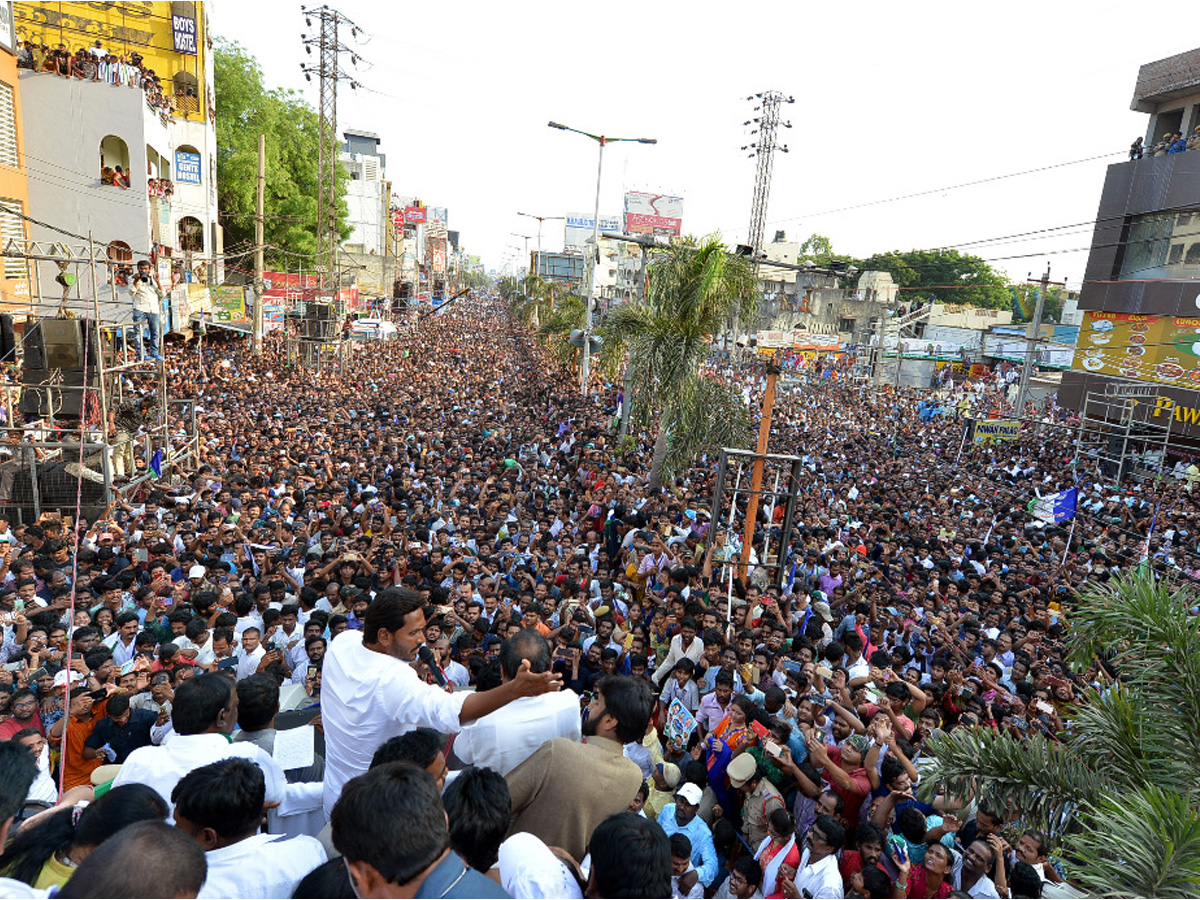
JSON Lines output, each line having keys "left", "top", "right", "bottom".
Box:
{"left": 349, "top": 317, "right": 399, "bottom": 341}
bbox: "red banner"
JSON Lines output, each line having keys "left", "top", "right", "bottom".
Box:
{"left": 405, "top": 206, "right": 427, "bottom": 224}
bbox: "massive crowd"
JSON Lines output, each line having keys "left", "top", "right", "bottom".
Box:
{"left": 0, "top": 290, "right": 1188, "bottom": 898}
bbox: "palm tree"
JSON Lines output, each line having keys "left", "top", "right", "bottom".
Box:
{"left": 538, "top": 294, "right": 588, "bottom": 370}
{"left": 920, "top": 571, "right": 1200, "bottom": 897}
{"left": 600, "top": 234, "right": 757, "bottom": 492}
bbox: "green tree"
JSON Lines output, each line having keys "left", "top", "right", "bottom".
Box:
{"left": 601, "top": 235, "right": 757, "bottom": 491}
{"left": 921, "top": 572, "right": 1200, "bottom": 897}
{"left": 798, "top": 233, "right": 861, "bottom": 269}
{"left": 1011, "top": 284, "right": 1065, "bottom": 323}
{"left": 860, "top": 248, "right": 1008, "bottom": 309}
{"left": 214, "top": 39, "right": 349, "bottom": 268}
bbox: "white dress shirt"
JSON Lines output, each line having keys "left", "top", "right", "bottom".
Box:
{"left": 445, "top": 659, "right": 470, "bottom": 688}
{"left": 103, "top": 632, "right": 138, "bottom": 666}
{"left": 113, "top": 733, "right": 287, "bottom": 822}
{"left": 198, "top": 832, "right": 326, "bottom": 899}
{"left": 453, "top": 690, "right": 581, "bottom": 776}
{"left": 236, "top": 645, "right": 265, "bottom": 681}
{"left": 652, "top": 633, "right": 705, "bottom": 683}
{"left": 321, "top": 630, "right": 468, "bottom": 815}
{"left": 794, "top": 847, "right": 844, "bottom": 899}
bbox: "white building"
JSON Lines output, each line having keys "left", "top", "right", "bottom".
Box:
{"left": 340, "top": 130, "right": 388, "bottom": 257}
{"left": 21, "top": 72, "right": 175, "bottom": 319}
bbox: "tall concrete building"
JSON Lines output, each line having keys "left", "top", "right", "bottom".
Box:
{"left": 1060, "top": 46, "right": 1200, "bottom": 442}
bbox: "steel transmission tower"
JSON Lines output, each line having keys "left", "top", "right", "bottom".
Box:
{"left": 301, "top": 5, "right": 366, "bottom": 289}
{"left": 742, "top": 91, "right": 793, "bottom": 262}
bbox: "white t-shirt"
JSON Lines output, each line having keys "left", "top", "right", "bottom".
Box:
{"left": 320, "top": 630, "right": 468, "bottom": 815}
{"left": 198, "top": 833, "right": 326, "bottom": 899}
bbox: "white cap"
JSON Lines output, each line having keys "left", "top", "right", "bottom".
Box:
{"left": 188, "top": 564, "right": 206, "bottom": 579}
{"left": 676, "top": 783, "right": 703, "bottom": 806}
{"left": 53, "top": 670, "right": 83, "bottom": 688}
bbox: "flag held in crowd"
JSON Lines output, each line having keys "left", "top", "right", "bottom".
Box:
{"left": 1028, "top": 487, "right": 1077, "bottom": 524}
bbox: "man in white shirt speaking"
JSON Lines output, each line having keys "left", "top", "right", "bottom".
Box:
{"left": 321, "top": 588, "right": 562, "bottom": 816}
{"left": 453, "top": 629, "right": 581, "bottom": 775}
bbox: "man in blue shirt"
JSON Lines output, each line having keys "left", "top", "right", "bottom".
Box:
{"left": 656, "top": 783, "right": 719, "bottom": 888}
{"left": 332, "top": 760, "right": 507, "bottom": 898}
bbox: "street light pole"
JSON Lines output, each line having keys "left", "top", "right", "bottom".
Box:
{"left": 517, "top": 211, "right": 565, "bottom": 279}
{"left": 548, "top": 121, "right": 656, "bottom": 395}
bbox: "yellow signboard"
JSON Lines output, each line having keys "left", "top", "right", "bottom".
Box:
{"left": 1074, "top": 311, "right": 1200, "bottom": 389}
{"left": 971, "top": 419, "right": 1020, "bottom": 443}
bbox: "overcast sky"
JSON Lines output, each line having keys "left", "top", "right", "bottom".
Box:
{"left": 217, "top": 1, "right": 1200, "bottom": 288}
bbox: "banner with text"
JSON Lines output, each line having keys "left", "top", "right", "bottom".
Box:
{"left": 565, "top": 213, "right": 621, "bottom": 249}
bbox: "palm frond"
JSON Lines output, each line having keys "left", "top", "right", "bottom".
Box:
{"left": 1065, "top": 786, "right": 1200, "bottom": 898}
{"left": 918, "top": 728, "right": 1097, "bottom": 838}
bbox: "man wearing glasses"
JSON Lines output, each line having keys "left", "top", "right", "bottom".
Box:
{"left": 782, "top": 814, "right": 845, "bottom": 899}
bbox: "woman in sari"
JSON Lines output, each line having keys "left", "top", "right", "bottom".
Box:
{"left": 697, "top": 694, "right": 757, "bottom": 812}
{"left": 756, "top": 808, "right": 800, "bottom": 899}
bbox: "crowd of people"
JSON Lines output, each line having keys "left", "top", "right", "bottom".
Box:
{"left": 1130, "top": 126, "right": 1200, "bottom": 159}
{"left": 0, "top": 289, "right": 1188, "bottom": 897}
{"left": 16, "top": 38, "right": 178, "bottom": 119}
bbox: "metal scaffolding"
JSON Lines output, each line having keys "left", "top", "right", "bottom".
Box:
{"left": 1078, "top": 384, "right": 1175, "bottom": 484}
{"left": 0, "top": 237, "right": 201, "bottom": 523}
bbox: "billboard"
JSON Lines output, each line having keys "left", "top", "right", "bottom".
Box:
{"left": 1069, "top": 311, "right": 1200, "bottom": 387}
{"left": 624, "top": 191, "right": 683, "bottom": 236}
{"left": 427, "top": 237, "right": 447, "bottom": 276}
{"left": 404, "top": 206, "right": 427, "bottom": 224}
{"left": 210, "top": 286, "right": 247, "bottom": 323}
{"left": 428, "top": 207, "right": 448, "bottom": 227}
{"left": 565, "top": 213, "right": 621, "bottom": 249}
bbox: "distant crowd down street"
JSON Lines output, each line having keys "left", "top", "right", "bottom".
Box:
{"left": 0, "top": 291, "right": 1191, "bottom": 898}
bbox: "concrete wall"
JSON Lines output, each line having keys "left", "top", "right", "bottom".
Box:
{"left": 924, "top": 325, "right": 985, "bottom": 352}
{"left": 926, "top": 304, "right": 1013, "bottom": 329}
{"left": 0, "top": 51, "right": 31, "bottom": 316}
{"left": 20, "top": 71, "right": 171, "bottom": 320}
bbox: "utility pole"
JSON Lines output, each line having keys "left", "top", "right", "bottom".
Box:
{"left": 1013, "top": 264, "right": 1065, "bottom": 419}
{"left": 741, "top": 360, "right": 781, "bottom": 576}
{"left": 253, "top": 133, "right": 265, "bottom": 356}
{"left": 301, "top": 5, "right": 367, "bottom": 290}
{"left": 517, "top": 211, "right": 565, "bottom": 278}
{"left": 736, "top": 91, "right": 793, "bottom": 351}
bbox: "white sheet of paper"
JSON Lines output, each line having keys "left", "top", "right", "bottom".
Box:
{"left": 273, "top": 725, "right": 315, "bottom": 770}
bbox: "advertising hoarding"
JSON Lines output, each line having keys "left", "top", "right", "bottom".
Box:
{"left": 624, "top": 191, "right": 683, "bottom": 236}
{"left": 565, "top": 213, "right": 621, "bottom": 249}
{"left": 210, "top": 286, "right": 247, "bottom": 323}
{"left": 404, "top": 207, "right": 427, "bottom": 224}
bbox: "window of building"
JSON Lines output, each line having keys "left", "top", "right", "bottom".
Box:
{"left": 178, "top": 216, "right": 204, "bottom": 252}
{"left": 0, "top": 83, "right": 17, "bottom": 170}
{"left": 1119, "top": 207, "right": 1200, "bottom": 280}
{"left": 173, "top": 72, "right": 199, "bottom": 114}
{"left": 99, "top": 136, "right": 130, "bottom": 187}
{"left": 839, "top": 318, "right": 856, "bottom": 334}
{"left": 0, "top": 201, "right": 26, "bottom": 280}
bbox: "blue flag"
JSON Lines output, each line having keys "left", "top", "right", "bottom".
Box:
{"left": 149, "top": 449, "right": 162, "bottom": 479}
{"left": 1028, "top": 488, "right": 1077, "bottom": 524}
